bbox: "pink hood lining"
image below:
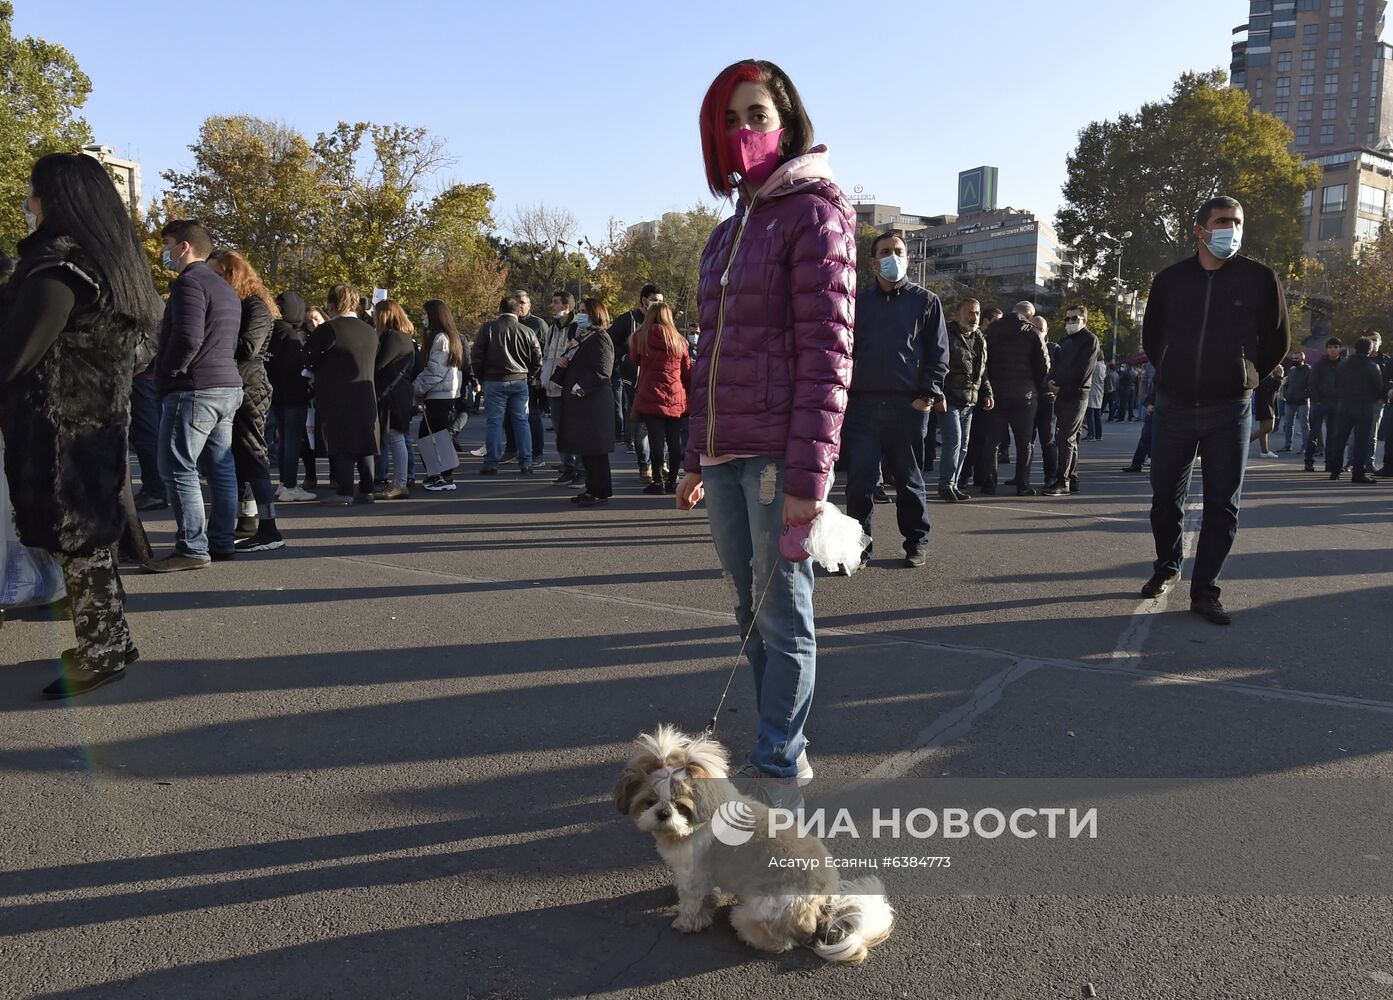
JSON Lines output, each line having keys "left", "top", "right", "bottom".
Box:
{"left": 752, "top": 145, "right": 835, "bottom": 200}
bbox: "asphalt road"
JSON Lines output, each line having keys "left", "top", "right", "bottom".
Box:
{"left": 2, "top": 420, "right": 1391, "bottom": 1000}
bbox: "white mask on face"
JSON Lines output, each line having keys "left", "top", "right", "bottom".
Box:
{"left": 1065, "top": 320, "right": 1084, "bottom": 334}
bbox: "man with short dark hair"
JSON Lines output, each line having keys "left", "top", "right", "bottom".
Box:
{"left": 842, "top": 233, "right": 949, "bottom": 569}
{"left": 1043, "top": 304, "right": 1101, "bottom": 497}
{"left": 1304, "top": 338, "right": 1343, "bottom": 472}
{"left": 473, "top": 296, "right": 542, "bottom": 475}
{"left": 543, "top": 291, "right": 583, "bottom": 484}
{"left": 146, "top": 220, "right": 244, "bottom": 572}
{"left": 1326, "top": 335, "right": 1383, "bottom": 483}
{"left": 977, "top": 300, "right": 1049, "bottom": 496}
{"left": 1140, "top": 196, "right": 1288, "bottom": 624}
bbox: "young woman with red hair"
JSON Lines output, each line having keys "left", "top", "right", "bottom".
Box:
{"left": 675, "top": 59, "right": 856, "bottom": 806}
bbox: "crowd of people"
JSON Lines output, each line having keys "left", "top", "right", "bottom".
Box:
{"left": 2, "top": 61, "right": 1390, "bottom": 836}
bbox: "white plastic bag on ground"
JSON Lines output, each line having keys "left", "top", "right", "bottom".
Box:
{"left": 803, "top": 502, "right": 871, "bottom": 575}
{"left": 0, "top": 436, "right": 67, "bottom": 610}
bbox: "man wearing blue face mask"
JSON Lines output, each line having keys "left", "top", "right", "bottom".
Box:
{"left": 840, "top": 232, "right": 949, "bottom": 571}
{"left": 1140, "top": 195, "right": 1289, "bottom": 625}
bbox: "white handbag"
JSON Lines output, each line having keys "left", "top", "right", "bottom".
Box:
{"left": 416, "top": 407, "right": 460, "bottom": 477}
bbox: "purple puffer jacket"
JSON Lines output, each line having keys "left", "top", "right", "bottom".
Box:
{"left": 683, "top": 147, "right": 856, "bottom": 501}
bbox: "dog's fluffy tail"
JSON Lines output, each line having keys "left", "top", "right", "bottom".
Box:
{"left": 811, "top": 876, "right": 895, "bottom": 964}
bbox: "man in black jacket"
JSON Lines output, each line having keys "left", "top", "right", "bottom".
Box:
{"left": 1043, "top": 305, "right": 1101, "bottom": 497}
{"left": 146, "top": 220, "right": 243, "bottom": 573}
{"left": 1325, "top": 335, "right": 1384, "bottom": 483}
{"left": 606, "top": 284, "right": 661, "bottom": 482}
{"left": 1277, "top": 349, "right": 1311, "bottom": 453}
{"left": 1304, "top": 338, "right": 1343, "bottom": 471}
{"left": 1140, "top": 196, "right": 1289, "bottom": 624}
{"left": 472, "top": 296, "right": 543, "bottom": 474}
{"left": 843, "top": 233, "right": 949, "bottom": 568}
{"left": 976, "top": 300, "right": 1049, "bottom": 495}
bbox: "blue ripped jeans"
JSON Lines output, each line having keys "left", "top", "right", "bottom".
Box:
{"left": 701, "top": 457, "right": 816, "bottom": 779}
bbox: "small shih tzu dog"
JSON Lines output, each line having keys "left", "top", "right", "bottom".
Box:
{"left": 613, "top": 725, "right": 894, "bottom": 963}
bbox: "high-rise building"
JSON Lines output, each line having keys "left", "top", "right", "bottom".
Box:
{"left": 1232, "top": 0, "right": 1393, "bottom": 260}
{"left": 1231, "top": 0, "right": 1393, "bottom": 152}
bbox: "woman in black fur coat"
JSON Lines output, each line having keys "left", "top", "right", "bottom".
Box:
{"left": 0, "top": 153, "right": 161, "bottom": 699}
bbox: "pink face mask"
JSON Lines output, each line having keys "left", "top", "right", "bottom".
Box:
{"left": 727, "top": 126, "right": 785, "bottom": 190}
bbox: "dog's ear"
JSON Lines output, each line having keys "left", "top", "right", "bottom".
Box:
{"left": 613, "top": 766, "right": 646, "bottom": 815}
{"left": 681, "top": 733, "right": 730, "bottom": 780}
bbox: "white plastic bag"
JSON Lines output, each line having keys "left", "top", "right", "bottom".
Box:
{"left": 803, "top": 502, "right": 871, "bottom": 575}
{"left": 0, "top": 436, "right": 66, "bottom": 609}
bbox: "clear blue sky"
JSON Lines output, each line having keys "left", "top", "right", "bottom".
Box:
{"left": 16, "top": 0, "right": 1246, "bottom": 243}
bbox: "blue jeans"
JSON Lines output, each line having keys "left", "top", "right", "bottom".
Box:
{"left": 158, "top": 387, "right": 242, "bottom": 558}
{"left": 938, "top": 406, "right": 973, "bottom": 489}
{"left": 843, "top": 395, "right": 931, "bottom": 555}
{"left": 129, "top": 376, "right": 165, "bottom": 497}
{"left": 484, "top": 380, "right": 532, "bottom": 470}
{"left": 1280, "top": 401, "right": 1309, "bottom": 451}
{"left": 1148, "top": 394, "right": 1252, "bottom": 601}
{"left": 384, "top": 429, "right": 409, "bottom": 488}
{"left": 702, "top": 458, "right": 816, "bottom": 779}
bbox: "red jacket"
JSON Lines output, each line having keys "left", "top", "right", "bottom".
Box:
{"left": 683, "top": 147, "right": 856, "bottom": 501}
{"left": 633, "top": 326, "right": 692, "bottom": 418}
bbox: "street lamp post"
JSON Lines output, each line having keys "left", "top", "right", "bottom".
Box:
{"left": 1098, "top": 231, "right": 1133, "bottom": 364}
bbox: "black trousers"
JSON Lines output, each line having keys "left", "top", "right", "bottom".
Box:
{"left": 331, "top": 454, "right": 375, "bottom": 497}
{"left": 977, "top": 396, "right": 1038, "bottom": 488}
{"left": 1054, "top": 395, "right": 1089, "bottom": 485}
{"left": 960, "top": 401, "right": 991, "bottom": 487}
{"left": 642, "top": 415, "right": 683, "bottom": 485}
{"left": 582, "top": 454, "right": 613, "bottom": 498}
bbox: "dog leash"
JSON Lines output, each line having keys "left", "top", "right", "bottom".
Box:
{"left": 704, "top": 559, "right": 782, "bottom": 736}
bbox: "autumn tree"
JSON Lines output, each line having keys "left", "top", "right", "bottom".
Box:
{"left": 419, "top": 182, "right": 509, "bottom": 327}
{"left": 309, "top": 121, "right": 454, "bottom": 299}
{"left": 1057, "top": 70, "right": 1320, "bottom": 291}
{"left": 0, "top": 0, "right": 92, "bottom": 251}
{"left": 163, "top": 115, "right": 326, "bottom": 287}
{"left": 592, "top": 205, "right": 722, "bottom": 324}
{"left": 497, "top": 204, "right": 592, "bottom": 304}
{"left": 1320, "top": 224, "right": 1393, "bottom": 341}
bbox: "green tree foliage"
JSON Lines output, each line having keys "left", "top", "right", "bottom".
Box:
{"left": 0, "top": 0, "right": 92, "bottom": 251}
{"left": 162, "top": 116, "right": 503, "bottom": 320}
{"left": 1057, "top": 70, "right": 1320, "bottom": 291}
{"left": 419, "top": 182, "right": 509, "bottom": 328}
{"left": 308, "top": 121, "right": 453, "bottom": 300}
{"left": 163, "top": 115, "right": 325, "bottom": 288}
{"left": 853, "top": 223, "right": 882, "bottom": 294}
{"left": 593, "top": 205, "right": 722, "bottom": 324}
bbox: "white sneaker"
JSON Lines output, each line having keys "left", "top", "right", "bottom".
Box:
{"left": 1261, "top": 451, "right": 1279, "bottom": 459}
{"left": 279, "top": 486, "right": 317, "bottom": 502}
{"left": 469, "top": 445, "right": 487, "bottom": 457}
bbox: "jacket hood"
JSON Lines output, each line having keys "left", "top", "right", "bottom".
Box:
{"left": 276, "top": 290, "right": 306, "bottom": 326}
{"left": 753, "top": 145, "right": 838, "bottom": 201}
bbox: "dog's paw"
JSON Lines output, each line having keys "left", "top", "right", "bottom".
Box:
{"left": 672, "top": 912, "right": 713, "bottom": 933}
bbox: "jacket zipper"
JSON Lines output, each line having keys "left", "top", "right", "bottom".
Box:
{"left": 706, "top": 197, "right": 758, "bottom": 455}
{"left": 1193, "top": 270, "right": 1215, "bottom": 404}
